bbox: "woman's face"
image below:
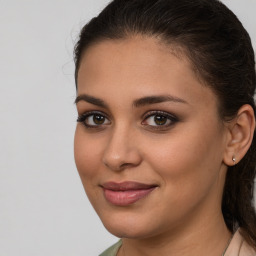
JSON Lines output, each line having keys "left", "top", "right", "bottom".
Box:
{"left": 74, "top": 36, "right": 228, "bottom": 239}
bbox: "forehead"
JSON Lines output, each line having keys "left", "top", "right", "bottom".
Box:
{"left": 77, "top": 36, "right": 218, "bottom": 112}
{"left": 78, "top": 36, "right": 193, "bottom": 80}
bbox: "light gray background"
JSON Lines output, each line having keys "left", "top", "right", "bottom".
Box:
{"left": 0, "top": 1, "right": 255, "bottom": 255}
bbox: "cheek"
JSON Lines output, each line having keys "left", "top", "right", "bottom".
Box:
{"left": 74, "top": 126, "right": 103, "bottom": 182}
{"left": 144, "top": 123, "right": 224, "bottom": 199}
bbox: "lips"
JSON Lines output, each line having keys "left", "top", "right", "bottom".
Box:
{"left": 101, "top": 181, "right": 158, "bottom": 206}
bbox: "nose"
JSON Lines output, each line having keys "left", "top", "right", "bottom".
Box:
{"left": 102, "top": 125, "right": 142, "bottom": 171}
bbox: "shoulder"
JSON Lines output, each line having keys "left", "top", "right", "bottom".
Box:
{"left": 225, "top": 229, "right": 256, "bottom": 256}
{"left": 99, "top": 240, "right": 122, "bottom": 256}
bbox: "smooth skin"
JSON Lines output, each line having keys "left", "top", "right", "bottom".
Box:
{"left": 74, "top": 36, "right": 255, "bottom": 256}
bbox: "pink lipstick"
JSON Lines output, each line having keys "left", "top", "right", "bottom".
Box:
{"left": 101, "top": 181, "right": 157, "bottom": 206}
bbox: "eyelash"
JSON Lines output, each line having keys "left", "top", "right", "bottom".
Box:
{"left": 142, "top": 111, "right": 178, "bottom": 130}
{"left": 77, "top": 111, "right": 110, "bottom": 129}
{"left": 77, "top": 110, "right": 178, "bottom": 130}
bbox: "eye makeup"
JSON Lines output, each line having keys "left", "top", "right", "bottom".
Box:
{"left": 77, "top": 110, "right": 179, "bottom": 131}
{"left": 77, "top": 111, "right": 111, "bottom": 129}
{"left": 141, "top": 110, "right": 179, "bottom": 131}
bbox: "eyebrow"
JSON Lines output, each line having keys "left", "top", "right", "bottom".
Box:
{"left": 75, "top": 94, "right": 108, "bottom": 108}
{"left": 133, "top": 95, "right": 188, "bottom": 107}
{"left": 74, "top": 94, "right": 188, "bottom": 108}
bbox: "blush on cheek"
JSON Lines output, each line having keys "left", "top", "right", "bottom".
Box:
{"left": 74, "top": 146, "right": 95, "bottom": 179}
{"left": 74, "top": 128, "right": 103, "bottom": 174}
{"left": 75, "top": 148, "right": 99, "bottom": 178}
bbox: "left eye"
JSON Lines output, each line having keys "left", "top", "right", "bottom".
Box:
{"left": 142, "top": 112, "right": 177, "bottom": 127}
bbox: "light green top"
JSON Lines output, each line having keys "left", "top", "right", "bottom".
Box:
{"left": 99, "top": 240, "right": 122, "bottom": 256}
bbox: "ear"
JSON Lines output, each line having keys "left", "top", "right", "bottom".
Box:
{"left": 223, "top": 104, "right": 255, "bottom": 166}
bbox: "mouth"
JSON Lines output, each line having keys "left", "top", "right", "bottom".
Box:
{"left": 101, "top": 181, "right": 158, "bottom": 206}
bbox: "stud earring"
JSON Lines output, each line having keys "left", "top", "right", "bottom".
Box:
{"left": 232, "top": 156, "right": 236, "bottom": 165}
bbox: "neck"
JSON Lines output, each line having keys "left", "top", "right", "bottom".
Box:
{"left": 118, "top": 211, "right": 232, "bottom": 256}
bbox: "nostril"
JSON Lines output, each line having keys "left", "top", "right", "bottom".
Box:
{"left": 119, "top": 162, "right": 134, "bottom": 170}
{"left": 103, "top": 157, "right": 140, "bottom": 172}
{"left": 102, "top": 160, "right": 129, "bottom": 171}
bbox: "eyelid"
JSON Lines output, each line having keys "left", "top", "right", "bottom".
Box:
{"left": 141, "top": 110, "right": 178, "bottom": 129}
{"left": 77, "top": 109, "right": 109, "bottom": 118}
{"left": 77, "top": 110, "right": 111, "bottom": 128}
{"left": 142, "top": 110, "right": 178, "bottom": 121}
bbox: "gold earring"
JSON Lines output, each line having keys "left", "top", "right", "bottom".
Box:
{"left": 232, "top": 156, "right": 236, "bottom": 165}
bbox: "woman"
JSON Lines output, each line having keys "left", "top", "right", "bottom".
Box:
{"left": 73, "top": 0, "right": 256, "bottom": 255}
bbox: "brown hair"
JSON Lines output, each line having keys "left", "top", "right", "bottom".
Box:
{"left": 74, "top": 0, "right": 256, "bottom": 248}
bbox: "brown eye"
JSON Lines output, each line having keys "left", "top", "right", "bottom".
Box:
{"left": 77, "top": 112, "right": 111, "bottom": 128}
{"left": 154, "top": 115, "right": 168, "bottom": 125}
{"left": 144, "top": 114, "right": 171, "bottom": 126}
{"left": 93, "top": 114, "right": 106, "bottom": 125}
{"left": 142, "top": 111, "right": 178, "bottom": 130}
{"left": 86, "top": 113, "right": 110, "bottom": 126}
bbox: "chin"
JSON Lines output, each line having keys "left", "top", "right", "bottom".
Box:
{"left": 99, "top": 210, "right": 161, "bottom": 239}
{"left": 104, "top": 224, "right": 153, "bottom": 239}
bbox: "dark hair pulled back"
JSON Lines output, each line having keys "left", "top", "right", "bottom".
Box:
{"left": 74, "top": 0, "right": 256, "bottom": 248}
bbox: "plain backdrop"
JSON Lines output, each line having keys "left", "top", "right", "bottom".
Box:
{"left": 0, "top": 1, "right": 255, "bottom": 255}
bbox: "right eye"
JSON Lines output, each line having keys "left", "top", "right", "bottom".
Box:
{"left": 77, "top": 112, "right": 111, "bottom": 128}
